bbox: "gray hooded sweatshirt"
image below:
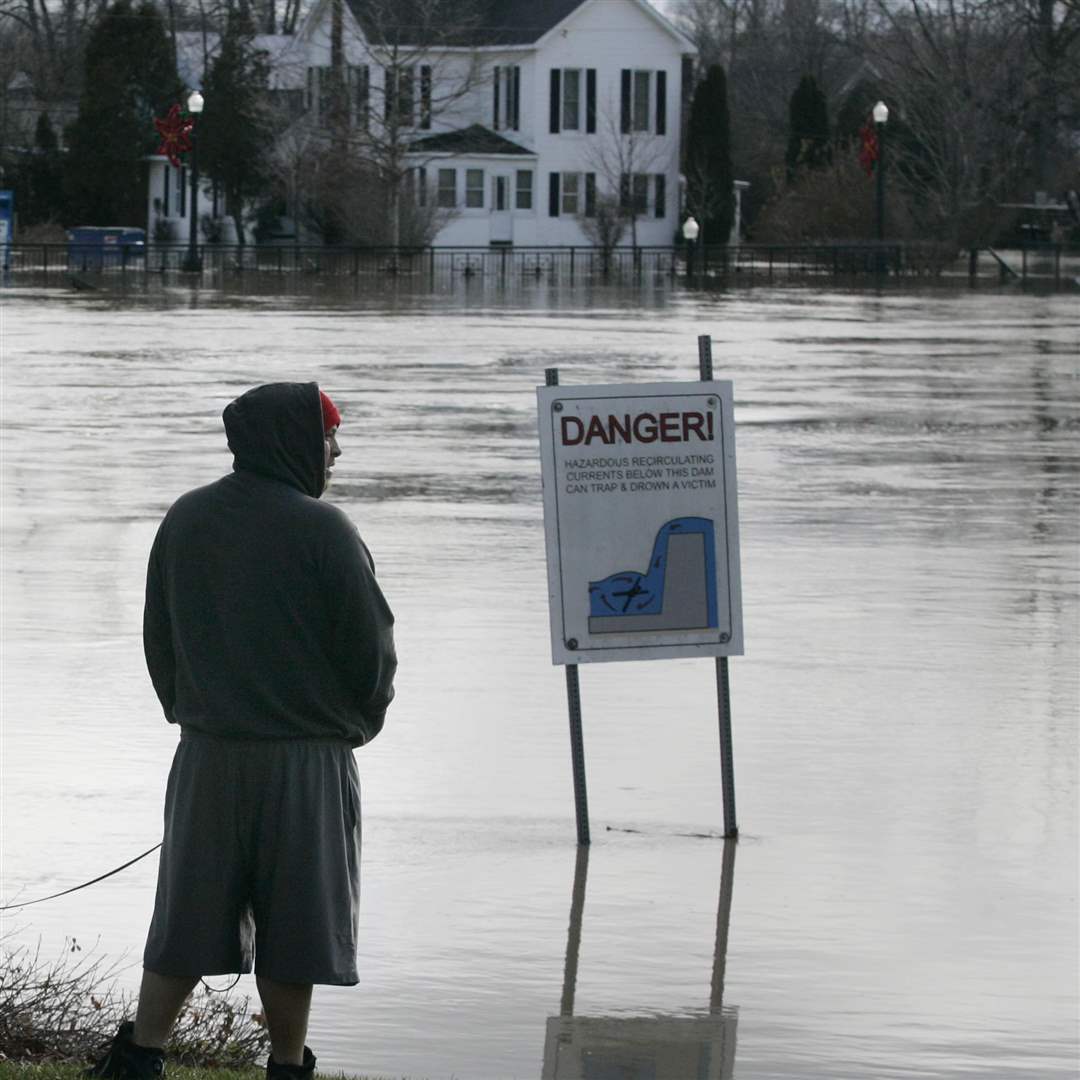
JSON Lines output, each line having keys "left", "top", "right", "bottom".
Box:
{"left": 143, "top": 381, "right": 396, "bottom": 746}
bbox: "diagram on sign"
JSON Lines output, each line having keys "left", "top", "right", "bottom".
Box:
{"left": 588, "top": 517, "right": 718, "bottom": 634}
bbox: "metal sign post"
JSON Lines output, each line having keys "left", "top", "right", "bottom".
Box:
{"left": 547, "top": 366, "right": 592, "bottom": 847}
{"left": 538, "top": 347, "right": 742, "bottom": 844}
{"left": 698, "top": 335, "right": 738, "bottom": 838}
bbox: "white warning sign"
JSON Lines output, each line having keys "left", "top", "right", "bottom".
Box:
{"left": 537, "top": 381, "right": 743, "bottom": 665}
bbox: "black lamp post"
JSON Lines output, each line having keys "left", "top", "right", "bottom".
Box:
{"left": 182, "top": 89, "right": 204, "bottom": 273}
{"left": 682, "top": 215, "right": 700, "bottom": 284}
{"left": 873, "top": 100, "right": 888, "bottom": 271}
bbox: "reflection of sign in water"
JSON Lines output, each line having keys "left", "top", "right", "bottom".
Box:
{"left": 589, "top": 516, "right": 717, "bottom": 634}
{"left": 543, "top": 1013, "right": 737, "bottom": 1080}
{"left": 537, "top": 381, "right": 742, "bottom": 665}
{"left": 543, "top": 842, "right": 739, "bottom": 1080}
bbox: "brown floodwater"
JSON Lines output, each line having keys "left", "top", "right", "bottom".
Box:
{"left": 1, "top": 279, "right": 1077, "bottom": 1079}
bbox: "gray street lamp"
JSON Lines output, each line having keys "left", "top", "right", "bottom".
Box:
{"left": 873, "top": 100, "right": 888, "bottom": 256}
{"left": 682, "top": 215, "right": 700, "bottom": 284}
{"left": 182, "top": 89, "right": 204, "bottom": 273}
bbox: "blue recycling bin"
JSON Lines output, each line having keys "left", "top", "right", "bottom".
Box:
{"left": 0, "top": 190, "right": 13, "bottom": 272}
{"left": 67, "top": 226, "right": 146, "bottom": 270}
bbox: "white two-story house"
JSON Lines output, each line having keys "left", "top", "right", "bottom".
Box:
{"left": 149, "top": 0, "right": 697, "bottom": 247}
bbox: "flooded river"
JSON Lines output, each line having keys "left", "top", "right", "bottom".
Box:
{"left": 1, "top": 280, "right": 1077, "bottom": 1079}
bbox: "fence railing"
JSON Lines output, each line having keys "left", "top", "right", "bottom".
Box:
{"left": 3, "top": 241, "right": 1076, "bottom": 287}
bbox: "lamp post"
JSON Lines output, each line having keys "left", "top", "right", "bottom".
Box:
{"left": 682, "top": 215, "right": 700, "bottom": 285}
{"left": 873, "top": 100, "right": 888, "bottom": 272}
{"left": 182, "top": 89, "right": 204, "bottom": 273}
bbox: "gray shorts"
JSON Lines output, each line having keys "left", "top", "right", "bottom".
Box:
{"left": 143, "top": 730, "right": 361, "bottom": 985}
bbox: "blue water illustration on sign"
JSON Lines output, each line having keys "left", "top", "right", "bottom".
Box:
{"left": 588, "top": 517, "right": 718, "bottom": 634}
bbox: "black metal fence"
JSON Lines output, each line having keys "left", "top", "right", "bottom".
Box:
{"left": 3, "top": 241, "right": 1076, "bottom": 287}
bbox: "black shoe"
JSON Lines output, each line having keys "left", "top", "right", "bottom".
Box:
{"left": 85, "top": 1022, "right": 165, "bottom": 1080}
{"left": 266, "top": 1047, "right": 316, "bottom": 1080}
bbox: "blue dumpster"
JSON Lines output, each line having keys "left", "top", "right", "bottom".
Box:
{"left": 67, "top": 226, "right": 146, "bottom": 270}
{"left": 0, "top": 190, "right": 13, "bottom": 272}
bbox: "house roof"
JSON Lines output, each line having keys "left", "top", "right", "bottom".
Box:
{"left": 175, "top": 30, "right": 302, "bottom": 90}
{"left": 408, "top": 124, "right": 533, "bottom": 155}
{"left": 344, "top": 0, "right": 588, "bottom": 47}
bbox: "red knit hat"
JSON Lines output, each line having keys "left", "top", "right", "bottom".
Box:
{"left": 320, "top": 390, "right": 341, "bottom": 432}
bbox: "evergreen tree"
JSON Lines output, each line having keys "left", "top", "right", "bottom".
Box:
{"left": 786, "top": 75, "right": 830, "bottom": 180}
{"left": 27, "top": 113, "right": 66, "bottom": 223}
{"left": 684, "top": 64, "right": 734, "bottom": 246}
{"left": 64, "top": 0, "right": 180, "bottom": 226}
{"left": 198, "top": 4, "right": 274, "bottom": 245}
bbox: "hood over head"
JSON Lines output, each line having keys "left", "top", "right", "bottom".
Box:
{"left": 223, "top": 382, "right": 326, "bottom": 498}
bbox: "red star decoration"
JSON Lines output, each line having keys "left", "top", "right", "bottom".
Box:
{"left": 858, "top": 122, "right": 879, "bottom": 177}
{"left": 154, "top": 104, "right": 194, "bottom": 168}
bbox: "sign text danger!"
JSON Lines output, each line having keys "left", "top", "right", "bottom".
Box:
{"left": 561, "top": 411, "right": 714, "bottom": 447}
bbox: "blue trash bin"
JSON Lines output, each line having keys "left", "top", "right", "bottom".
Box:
{"left": 67, "top": 226, "right": 146, "bottom": 270}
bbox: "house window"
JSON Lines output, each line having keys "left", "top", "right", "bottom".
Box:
{"left": 620, "top": 69, "right": 666, "bottom": 134}
{"left": 550, "top": 68, "right": 595, "bottom": 134}
{"left": 419, "top": 65, "right": 432, "bottom": 130}
{"left": 515, "top": 169, "right": 533, "bottom": 210}
{"left": 562, "top": 69, "right": 581, "bottom": 131}
{"left": 620, "top": 172, "right": 650, "bottom": 215}
{"left": 561, "top": 172, "right": 580, "bottom": 215}
{"left": 493, "top": 65, "right": 521, "bottom": 131}
{"left": 632, "top": 70, "right": 650, "bottom": 131}
{"left": 385, "top": 66, "right": 415, "bottom": 126}
{"left": 465, "top": 168, "right": 484, "bottom": 208}
{"left": 271, "top": 88, "right": 304, "bottom": 119}
{"left": 437, "top": 168, "right": 457, "bottom": 208}
{"left": 311, "top": 65, "right": 333, "bottom": 124}
{"left": 549, "top": 171, "right": 595, "bottom": 216}
{"left": 409, "top": 166, "right": 428, "bottom": 207}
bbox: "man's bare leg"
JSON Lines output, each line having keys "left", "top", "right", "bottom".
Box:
{"left": 256, "top": 976, "right": 313, "bottom": 1066}
{"left": 133, "top": 970, "right": 201, "bottom": 1048}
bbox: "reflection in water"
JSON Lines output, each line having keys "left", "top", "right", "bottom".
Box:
{"left": 544, "top": 842, "right": 738, "bottom": 1079}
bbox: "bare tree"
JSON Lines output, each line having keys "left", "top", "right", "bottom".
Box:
{"left": 302, "top": 0, "right": 486, "bottom": 245}
{"left": 577, "top": 193, "right": 626, "bottom": 271}
{"left": 584, "top": 95, "right": 673, "bottom": 247}
{"left": 867, "top": 0, "right": 1035, "bottom": 242}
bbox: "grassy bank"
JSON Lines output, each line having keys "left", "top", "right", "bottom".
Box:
{"left": 0, "top": 948, "right": 414, "bottom": 1080}
{"left": 0, "top": 1067, "right": 265, "bottom": 1080}
{"left": 0, "top": 944, "right": 266, "bottom": 1069}
{"left": 0, "top": 1068, "right": 407, "bottom": 1080}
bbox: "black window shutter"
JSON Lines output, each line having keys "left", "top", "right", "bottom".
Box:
{"left": 586, "top": 69, "right": 596, "bottom": 133}
{"left": 549, "top": 172, "right": 560, "bottom": 216}
{"left": 550, "top": 69, "right": 561, "bottom": 134}
{"left": 493, "top": 65, "right": 500, "bottom": 130}
{"left": 420, "top": 65, "right": 432, "bottom": 129}
{"left": 620, "top": 69, "right": 631, "bottom": 133}
{"left": 512, "top": 66, "right": 520, "bottom": 130}
{"left": 681, "top": 56, "right": 694, "bottom": 106}
{"left": 585, "top": 173, "right": 596, "bottom": 217}
{"left": 656, "top": 70, "right": 666, "bottom": 135}
{"left": 654, "top": 173, "right": 666, "bottom": 218}
{"left": 163, "top": 166, "right": 170, "bottom": 216}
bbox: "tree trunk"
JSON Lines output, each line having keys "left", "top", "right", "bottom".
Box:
{"left": 389, "top": 178, "right": 401, "bottom": 248}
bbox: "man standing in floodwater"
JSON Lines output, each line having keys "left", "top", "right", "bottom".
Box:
{"left": 87, "top": 382, "right": 397, "bottom": 1080}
